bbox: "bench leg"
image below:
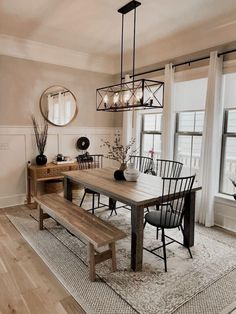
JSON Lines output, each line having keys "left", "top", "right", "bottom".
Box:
{"left": 38, "top": 205, "right": 44, "bottom": 230}
{"left": 109, "top": 242, "right": 117, "bottom": 272}
{"left": 88, "top": 243, "right": 96, "bottom": 282}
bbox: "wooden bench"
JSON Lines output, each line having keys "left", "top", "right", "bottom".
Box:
{"left": 34, "top": 193, "right": 126, "bottom": 281}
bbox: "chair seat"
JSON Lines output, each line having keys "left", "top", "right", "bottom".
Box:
{"left": 85, "top": 188, "right": 99, "bottom": 195}
{"left": 145, "top": 210, "right": 181, "bottom": 229}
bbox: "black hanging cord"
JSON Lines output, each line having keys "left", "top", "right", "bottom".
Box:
{"left": 132, "top": 7, "right": 137, "bottom": 83}
{"left": 120, "top": 13, "right": 124, "bottom": 86}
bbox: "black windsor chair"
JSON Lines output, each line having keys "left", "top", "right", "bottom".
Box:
{"left": 143, "top": 174, "right": 196, "bottom": 272}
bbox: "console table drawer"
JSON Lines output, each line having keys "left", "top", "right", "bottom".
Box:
{"left": 36, "top": 166, "right": 74, "bottom": 178}
{"left": 28, "top": 163, "right": 79, "bottom": 179}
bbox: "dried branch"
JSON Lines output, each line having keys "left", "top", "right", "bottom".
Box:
{"left": 31, "top": 115, "right": 48, "bottom": 154}
{"left": 101, "top": 136, "right": 137, "bottom": 165}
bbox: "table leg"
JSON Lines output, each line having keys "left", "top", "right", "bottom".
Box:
{"left": 64, "top": 177, "right": 73, "bottom": 201}
{"left": 27, "top": 175, "right": 31, "bottom": 204}
{"left": 183, "top": 190, "right": 196, "bottom": 247}
{"left": 131, "top": 205, "right": 144, "bottom": 271}
{"left": 30, "top": 180, "right": 38, "bottom": 209}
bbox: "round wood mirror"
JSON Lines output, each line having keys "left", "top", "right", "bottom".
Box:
{"left": 40, "top": 86, "right": 78, "bottom": 126}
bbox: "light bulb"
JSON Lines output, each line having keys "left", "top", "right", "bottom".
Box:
{"left": 136, "top": 90, "right": 143, "bottom": 103}
{"left": 113, "top": 93, "right": 119, "bottom": 106}
{"left": 123, "top": 91, "right": 130, "bottom": 105}
{"left": 103, "top": 94, "right": 108, "bottom": 108}
{"left": 150, "top": 95, "right": 153, "bottom": 105}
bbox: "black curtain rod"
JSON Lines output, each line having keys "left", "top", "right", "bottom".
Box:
{"left": 50, "top": 90, "right": 69, "bottom": 97}
{"left": 127, "top": 48, "right": 236, "bottom": 79}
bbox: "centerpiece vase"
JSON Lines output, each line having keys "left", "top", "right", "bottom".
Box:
{"left": 36, "top": 153, "right": 47, "bottom": 166}
{"left": 124, "top": 162, "right": 139, "bottom": 181}
{"left": 114, "top": 163, "right": 127, "bottom": 181}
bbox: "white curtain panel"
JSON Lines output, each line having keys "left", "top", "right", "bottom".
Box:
{"left": 47, "top": 94, "right": 54, "bottom": 122}
{"left": 196, "top": 51, "right": 224, "bottom": 227}
{"left": 122, "top": 111, "right": 132, "bottom": 146}
{"left": 64, "top": 92, "right": 74, "bottom": 124}
{"left": 122, "top": 75, "right": 133, "bottom": 146}
{"left": 161, "top": 63, "right": 175, "bottom": 160}
{"left": 58, "top": 92, "right": 66, "bottom": 125}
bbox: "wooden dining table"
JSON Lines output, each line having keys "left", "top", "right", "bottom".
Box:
{"left": 63, "top": 167, "right": 201, "bottom": 272}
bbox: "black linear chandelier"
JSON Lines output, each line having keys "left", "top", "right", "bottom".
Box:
{"left": 96, "top": 0, "right": 164, "bottom": 112}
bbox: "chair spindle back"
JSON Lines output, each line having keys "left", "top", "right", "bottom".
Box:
{"left": 159, "top": 175, "right": 195, "bottom": 228}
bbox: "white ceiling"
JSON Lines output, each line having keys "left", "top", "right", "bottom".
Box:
{"left": 1, "top": 0, "right": 236, "bottom": 72}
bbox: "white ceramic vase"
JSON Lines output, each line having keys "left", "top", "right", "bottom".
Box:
{"left": 124, "top": 162, "right": 139, "bottom": 181}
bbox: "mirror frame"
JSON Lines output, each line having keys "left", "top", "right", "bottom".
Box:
{"left": 40, "top": 85, "right": 78, "bottom": 127}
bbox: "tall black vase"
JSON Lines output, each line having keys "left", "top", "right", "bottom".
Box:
{"left": 36, "top": 154, "right": 47, "bottom": 166}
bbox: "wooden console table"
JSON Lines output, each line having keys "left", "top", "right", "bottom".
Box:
{"left": 27, "top": 162, "right": 79, "bottom": 204}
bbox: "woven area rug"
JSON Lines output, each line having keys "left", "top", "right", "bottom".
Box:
{"left": 7, "top": 198, "right": 236, "bottom": 314}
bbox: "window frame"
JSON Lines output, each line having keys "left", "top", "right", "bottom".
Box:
{"left": 141, "top": 112, "right": 162, "bottom": 158}
{"left": 219, "top": 108, "right": 236, "bottom": 195}
{"left": 174, "top": 110, "right": 204, "bottom": 173}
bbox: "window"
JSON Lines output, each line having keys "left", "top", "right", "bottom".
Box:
{"left": 175, "top": 111, "right": 204, "bottom": 174}
{"left": 220, "top": 109, "right": 236, "bottom": 195}
{"left": 219, "top": 72, "right": 236, "bottom": 195}
{"left": 174, "top": 78, "right": 207, "bottom": 175}
{"left": 141, "top": 113, "right": 162, "bottom": 159}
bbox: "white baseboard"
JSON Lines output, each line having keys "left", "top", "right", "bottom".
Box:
{"left": 0, "top": 194, "right": 26, "bottom": 208}
{"left": 214, "top": 223, "right": 236, "bottom": 234}
{"left": 214, "top": 214, "right": 236, "bottom": 233}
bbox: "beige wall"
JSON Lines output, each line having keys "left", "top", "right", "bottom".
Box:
{"left": 0, "top": 55, "right": 122, "bottom": 127}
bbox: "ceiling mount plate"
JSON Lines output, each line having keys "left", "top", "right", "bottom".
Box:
{"left": 118, "top": 0, "right": 141, "bottom": 15}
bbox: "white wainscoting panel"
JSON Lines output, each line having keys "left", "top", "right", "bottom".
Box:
{"left": 0, "top": 126, "right": 119, "bottom": 208}
{"left": 214, "top": 195, "right": 236, "bottom": 232}
{"left": 0, "top": 134, "right": 26, "bottom": 201}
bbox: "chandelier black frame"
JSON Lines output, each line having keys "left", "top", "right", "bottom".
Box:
{"left": 96, "top": 0, "right": 164, "bottom": 112}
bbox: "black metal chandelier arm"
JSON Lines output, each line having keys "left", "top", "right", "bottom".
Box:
{"left": 132, "top": 7, "right": 137, "bottom": 83}
{"left": 120, "top": 13, "right": 124, "bottom": 86}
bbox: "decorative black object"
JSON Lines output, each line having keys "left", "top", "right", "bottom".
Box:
{"left": 76, "top": 137, "right": 90, "bottom": 151}
{"left": 76, "top": 137, "right": 92, "bottom": 162}
{"left": 114, "top": 169, "right": 126, "bottom": 181}
{"left": 76, "top": 152, "right": 93, "bottom": 163}
{"left": 31, "top": 115, "right": 48, "bottom": 164}
{"left": 96, "top": 0, "right": 164, "bottom": 112}
{"left": 36, "top": 154, "right": 47, "bottom": 166}
{"left": 56, "top": 153, "right": 64, "bottom": 162}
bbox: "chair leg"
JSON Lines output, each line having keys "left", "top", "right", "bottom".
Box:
{"left": 143, "top": 220, "right": 147, "bottom": 229}
{"left": 110, "top": 207, "right": 117, "bottom": 216}
{"left": 92, "top": 193, "right": 95, "bottom": 215}
{"left": 180, "top": 224, "right": 193, "bottom": 258}
{"left": 156, "top": 227, "right": 159, "bottom": 240}
{"left": 162, "top": 228, "right": 167, "bottom": 272}
{"left": 146, "top": 207, "right": 149, "bottom": 213}
{"left": 97, "top": 193, "right": 100, "bottom": 208}
{"left": 80, "top": 191, "right": 86, "bottom": 207}
{"left": 109, "top": 199, "right": 117, "bottom": 216}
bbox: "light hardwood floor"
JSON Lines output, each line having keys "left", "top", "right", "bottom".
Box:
{"left": 0, "top": 206, "right": 86, "bottom": 314}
